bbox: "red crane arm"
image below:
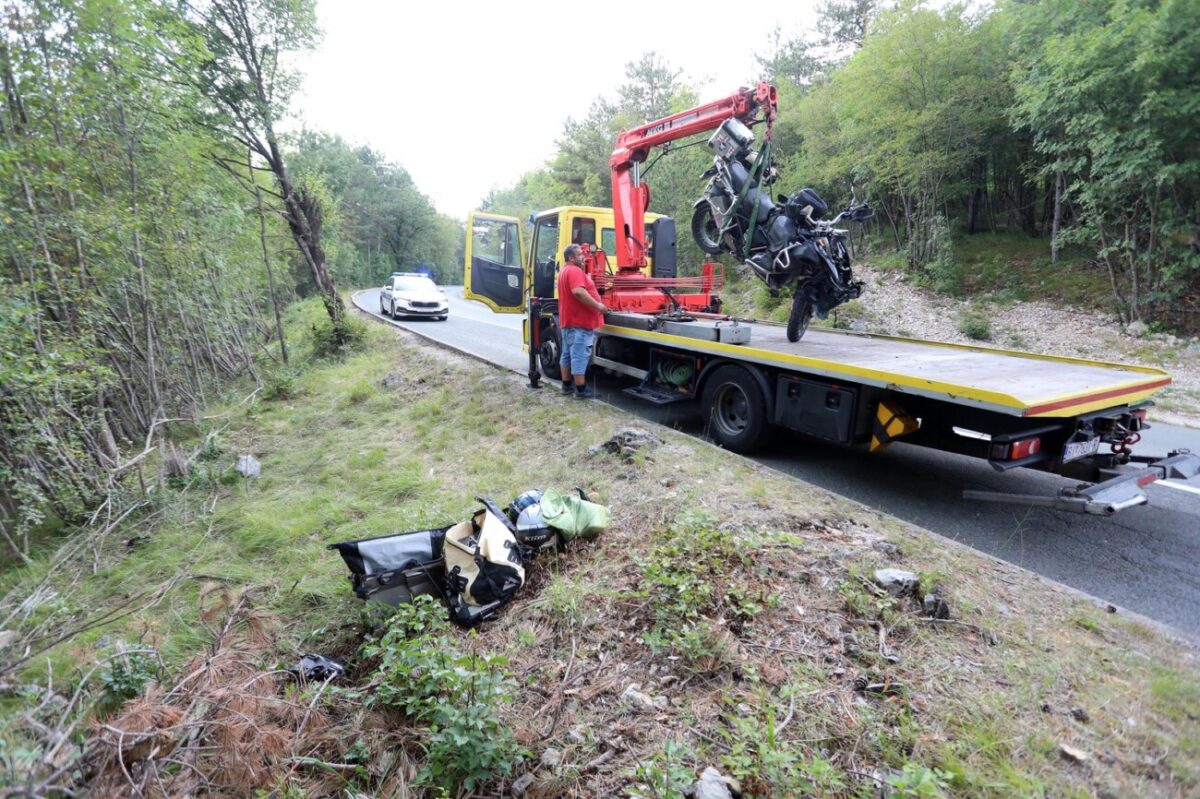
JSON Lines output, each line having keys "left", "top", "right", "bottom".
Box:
{"left": 609, "top": 82, "right": 777, "bottom": 271}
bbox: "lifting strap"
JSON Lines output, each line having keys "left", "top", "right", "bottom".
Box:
{"left": 739, "top": 140, "right": 772, "bottom": 260}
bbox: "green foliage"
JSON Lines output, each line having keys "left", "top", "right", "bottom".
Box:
{"left": 290, "top": 133, "right": 463, "bottom": 287}
{"left": 1009, "top": 0, "right": 1200, "bottom": 324}
{"left": 0, "top": 0, "right": 301, "bottom": 560}
{"left": 888, "top": 762, "right": 953, "bottom": 798}
{"left": 838, "top": 576, "right": 899, "bottom": 623}
{"left": 633, "top": 738, "right": 695, "bottom": 799}
{"left": 637, "top": 513, "right": 767, "bottom": 670}
{"left": 261, "top": 368, "right": 300, "bottom": 401}
{"left": 98, "top": 651, "right": 160, "bottom": 715}
{"left": 310, "top": 314, "right": 368, "bottom": 359}
{"left": 958, "top": 308, "right": 992, "bottom": 341}
{"left": 720, "top": 693, "right": 848, "bottom": 796}
{"left": 360, "top": 597, "right": 522, "bottom": 793}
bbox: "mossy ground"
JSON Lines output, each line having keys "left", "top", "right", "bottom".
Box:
{"left": 1, "top": 297, "right": 1197, "bottom": 797}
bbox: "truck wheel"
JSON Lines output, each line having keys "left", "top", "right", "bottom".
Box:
{"left": 787, "top": 294, "right": 813, "bottom": 342}
{"left": 691, "top": 205, "right": 725, "bottom": 256}
{"left": 538, "top": 321, "right": 561, "bottom": 381}
{"left": 702, "top": 364, "right": 767, "bottom": 453}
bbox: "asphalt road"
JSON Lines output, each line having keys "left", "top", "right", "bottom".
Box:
{"left": 355, "top": 287, "right": 1200, "bottom": 638}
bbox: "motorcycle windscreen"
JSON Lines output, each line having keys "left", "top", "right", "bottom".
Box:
{"left": 464, "top": 212, "right": 526, "bottom": 313}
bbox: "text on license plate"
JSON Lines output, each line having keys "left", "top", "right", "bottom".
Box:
{"left": 1062, "top": 437, "right": 1101, "bottom": 463}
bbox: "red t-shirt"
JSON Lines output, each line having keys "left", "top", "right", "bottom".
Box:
{"left": 557, "top": 264, "right": 604, "bottom": 329}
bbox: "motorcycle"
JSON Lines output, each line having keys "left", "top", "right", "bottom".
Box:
{"left": 691, "top": 117, "right": 874, "bottom": 342}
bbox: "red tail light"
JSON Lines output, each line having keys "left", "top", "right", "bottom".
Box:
{"left": 1009, "top": 437, "right": 1042, "bottom": 459}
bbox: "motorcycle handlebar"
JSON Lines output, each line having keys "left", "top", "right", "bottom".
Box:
{"left": 829, "top": 203, "right": 874, "bottom": 225}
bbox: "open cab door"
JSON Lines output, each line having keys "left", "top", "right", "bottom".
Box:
{"left": 464, "top": 212, "right": 527, "bottom": 313}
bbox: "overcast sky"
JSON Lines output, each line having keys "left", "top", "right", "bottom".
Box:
{"left": 292, "top": 1, "right": 822, "bottom": 220}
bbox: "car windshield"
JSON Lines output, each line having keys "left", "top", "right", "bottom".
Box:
{"left": 393, "top": 277, "right": 436, "bottom": 292}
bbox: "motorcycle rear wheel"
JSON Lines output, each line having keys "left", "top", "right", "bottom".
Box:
{"left": 691, "top": 205, "right": 726, "bottom": 256}
{"left": 786, "top": 293, "right": 814, "bottom": 343}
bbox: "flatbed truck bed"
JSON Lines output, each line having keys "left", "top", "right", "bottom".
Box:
{"left": 599, "top": 317, "right": 1171, "bottom": 419}
{"left": 541, "top": 306, "right": 1199, "bottom": 515}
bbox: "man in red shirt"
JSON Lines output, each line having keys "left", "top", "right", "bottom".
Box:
{"left": 557, "top": 244, "right": 609, "bottom": 399}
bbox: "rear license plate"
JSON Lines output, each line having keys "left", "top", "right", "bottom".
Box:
{"left": 1062, "top": 437, "right": 1101, "bottom": 463}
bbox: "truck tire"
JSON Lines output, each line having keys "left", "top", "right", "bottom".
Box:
{"left": 702, "top": 364, "right": 768, "bottom": 453}
{"left": 538, "top": 320, "right": 561, "bottom": 381}
{"left": 786, "top": 294, "right": 813, "bottom": 343}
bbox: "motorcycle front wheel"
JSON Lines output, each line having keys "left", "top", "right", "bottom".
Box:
{"left": 691, "top": 205, "right": 726, "bottom": 256}
{"left": 786, "top": 293, "right": 814, "bottom": 343}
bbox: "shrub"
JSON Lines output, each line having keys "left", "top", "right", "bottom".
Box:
{"left": 261, "top": 368, "right": 299, "bottom": 401}
{"left": 311, "top": 315, "right": 368, "bottom": 359}
{"left": 359, "top": 597, "right": 522, "bottom": 793}
{"left": 98, "top": 650, "right": 159, "bottom": 715}
{"left": 958, "top": 308, "right": 992, "bottom": 341}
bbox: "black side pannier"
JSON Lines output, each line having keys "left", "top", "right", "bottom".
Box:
{"left": 328, "top": 526, "right": 448, "bottom": 607}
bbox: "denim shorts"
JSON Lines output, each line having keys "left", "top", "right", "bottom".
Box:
{"left": 559, "top": 327, "right": 596, "bottom": 375}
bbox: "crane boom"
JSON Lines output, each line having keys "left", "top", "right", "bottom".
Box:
{"left": 608, "top": 82, "right": 777, "bottom": 271}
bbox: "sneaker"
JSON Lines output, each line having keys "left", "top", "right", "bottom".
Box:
{"left": 561, "top": 381, "right": 575, "bottom": 395}
{"left": 574, "top": 385, "right": 596, "bottom": 399}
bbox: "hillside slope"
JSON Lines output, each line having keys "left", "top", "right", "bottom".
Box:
{"left": 1, "top": 305, "right": 1196, "bottom": 798}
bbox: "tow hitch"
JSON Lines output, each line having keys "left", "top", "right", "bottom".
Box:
{"left": 963, "top": 451, "right": 1200, "bottom": 515}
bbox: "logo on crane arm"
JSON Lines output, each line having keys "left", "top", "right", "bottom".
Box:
{"left": 644, "top": 111, "right": 701, "bottom": 137}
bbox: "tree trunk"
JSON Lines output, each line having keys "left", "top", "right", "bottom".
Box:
{"left": 253, "top": 157, "right": 288, "bottom": 365}
{"left": 1050, "top": 171, "right": 1064, "bottom": 264}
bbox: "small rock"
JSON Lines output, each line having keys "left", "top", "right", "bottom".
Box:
{"left": 874, "top": 568, "right": 919, "bottom": 597}
{"left": 234, "top": 454, "right": 261, "bottom": 478}
{"left": 923, "top": 593, "right": 951, "bottom": 619}
{"left": 566, "top": 729, "right": 586, "bottom": 745}
{"left": 510, "top": 772, "right": 535, "bottom": 796}
{"left": 0, "top": 630, "right": 16, "bottom": 650}
{"left": 1126, "top": 320, "right": 1149, "bottom": 338}
{"left": 994, "top": 600, "right": 1011, "bottom": 615}
{"left": 588, "top": 428, "right": 663, "bottom": 460}
{"left": 872, "top": 540, "right": 901, "bottom": 556}
{"left": 660, "top": 477, "right": 676, "bottom": 487}
{"left": 694, "top": 766, "right": 735, "bottom": 799}
{"left": 1059, "top": 743, "right": 1091, "bottom": 763}
{"left": 540, "top": 747, "right": 562, "bottom": 768}
{"left": 379, "top": 372, "right": 405, "bottom": 389}
{"left": 1070, "top": 707, "right": 1091, "bottom": 723}
{"left": 620, "top": 683, "right": 657, "bottom": 712}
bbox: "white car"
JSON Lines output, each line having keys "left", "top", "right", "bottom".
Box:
{"left": 380, "top": 273, "right": 449, "bottom": 321}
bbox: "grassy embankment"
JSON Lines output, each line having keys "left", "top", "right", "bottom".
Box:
{"left": 1, "top": 297, "right": 1197, "bottom": 797}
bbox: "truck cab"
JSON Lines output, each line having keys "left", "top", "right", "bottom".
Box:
{"left": 464, "top": 205, "right": 664, "bottom": 314}
{"left": 465, "top": 205, "right": 668, "bottom": 381}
